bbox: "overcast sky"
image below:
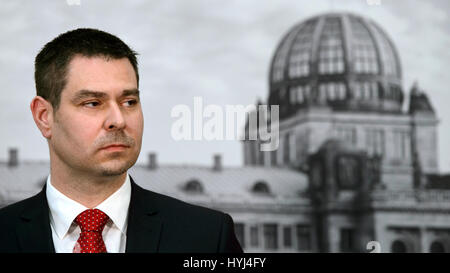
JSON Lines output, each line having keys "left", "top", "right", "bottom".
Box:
{"left": 0, "top": 0, "right": 449, "bottom": 172}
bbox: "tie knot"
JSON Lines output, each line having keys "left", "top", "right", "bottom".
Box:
{"left": 74, "top": 209, "right": 109, "bottom": 232}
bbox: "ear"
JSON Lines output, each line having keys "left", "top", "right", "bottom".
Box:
{"left": 30, "top": 96, "right": 54, "bottom": 139}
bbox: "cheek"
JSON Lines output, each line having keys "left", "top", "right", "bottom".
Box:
{"left": 129, "top": 111, "right": 144, "bottom": 131}
{"left": 54, "top": 115, "right": 99, "bottom": 150}
{"left": 128, "top": 113, "right": 144, "bottom": 143}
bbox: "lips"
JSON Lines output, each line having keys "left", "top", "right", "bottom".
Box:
{"left": 100, "top": 144, "right": 130, "bottom": 150}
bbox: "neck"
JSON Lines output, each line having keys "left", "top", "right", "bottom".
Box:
{"left": 49, "top": 155, "right": 127, "bottom": 209}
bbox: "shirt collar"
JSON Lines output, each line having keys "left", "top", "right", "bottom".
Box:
{"left": 46, "top": 174, "right": 131, "bottom": 239}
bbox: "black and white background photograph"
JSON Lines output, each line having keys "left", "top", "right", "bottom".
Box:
{"left": 0, "top": 0, "right": 450, "bottom": 254}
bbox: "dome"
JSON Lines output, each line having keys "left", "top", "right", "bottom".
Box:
{"left": 269, "top": 12, "right": 403, "bottom": 118}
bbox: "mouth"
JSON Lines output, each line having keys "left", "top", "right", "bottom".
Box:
{"left": 100, "top": 144, "right": 130, "bottom": 152}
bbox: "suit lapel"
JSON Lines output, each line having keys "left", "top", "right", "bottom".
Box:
{"left": 16, "top": 186, "right": 55, "bottom": 253}
{"left": 125, "top": 178, "right": 163, "bottom": 253}
{"left": 14, "top": 177, "right": 162, "bottom": 253}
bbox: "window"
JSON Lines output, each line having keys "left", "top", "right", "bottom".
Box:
{"left": 264, "top": 224, "right": 278, "bottom": 250}
{"left": 289, "top": 87, "right": 297, "bottom": 104}
{"left": 279, "top": 87, "right": 287, "bottom": 100}
{"left": 296, "top": 225, "right": 311, "bottom": 251}
{"left": 370, "top": 82, "right": 379, "bottom": 99}
{"left": 247, "top": 140, "right": 258, "bottom": 165}
{"left": 372, "top": 24, "right": 398, "bottom": 76}
{"left": 272, "top": 24, "right": 303, "bottom": 82}
{"left": 318, "top": 18, "right": 345, "bottom": 75}
{"left": 257, "top": 146, "right": 265, "bottom": 166}
{"left": 271, "top": 150, "right": 278, "bottom": 166}
{"left": 337, "top": 83, "right": 346, "bottom": 99}
{"left": 283, "top": 227, "right": 292, "bottom": 248}
{"left": 351, "top": 17, "right": 378, "bottom": 74}
{"left": 363, "top": 82, "right": 371, "bottom": 99}
{"left": 283, "top": 133, "right": 291, "bottom": 164}
{"left": 184, "top": 180, "right": 204, "bottom": 193}
{"left": 354, "top": 82, "right": 378, "bottom": 100}
{"left": 319, "top": 82, "right": 347, "bottom": 101}
{"left": 389, "top": 85, "right": 402, "bottom": 102}
{"left": 304, "top": 85, "right": 311, "bottom": 100}
{"left": 252, "top": 181, "right": 271, "bottom": 195}
{"left": 391, "top": 240, "right": 407, "bottom": 253}
{"left": 327, "top": 84, "right": 336, "bottom": 100}
{"left": 430, "top": 241, "right": 446, "bottom": 253}
{"left": 337, "top": 156, "right": 360, "bottom": 189}
{"left": 318, "top": 84, "right": 328, "bottom": 102}
{"left": 383, "top": 86, "right": 391, "bottom": 99}
{"left": 234, "top": 223, "right": 245, "bottom": 248}
{"left": 366, "top": 129, "right": 385, "bottom": 156}
{"left": 250, "top": 226, "right": 259, "bottom": 247}
{"left": 296, "top": 86, "right": 304, "bottom": 103}
{"left": 393, "top": 130, "right": 410, "bottom": 159}
{"left": 340, "top": 228, "right": 355, "bottom": 252}
{"left": 289, "top": 21, "right": 316, "bottom": 78}
{"left": 289, "top": 85, "right": 311, "bottom": 104}
{"left": 336, "top": 127, "right": 357, "bottom": 145}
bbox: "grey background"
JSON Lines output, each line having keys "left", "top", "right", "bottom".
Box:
{"left": 0, "top": 0, "right": 449, "bottom": 171}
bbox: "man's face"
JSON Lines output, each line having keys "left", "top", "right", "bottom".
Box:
{"left": 49, "top": 55, "right": 143, "bottom": 177}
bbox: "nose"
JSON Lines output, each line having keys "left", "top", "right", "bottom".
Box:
{"left": 104, "top": 102, "right": 126, "bottom": 131}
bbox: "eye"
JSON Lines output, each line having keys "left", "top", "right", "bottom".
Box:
{"left": 83, "top": 101, "right": 101, "bottom": 107}
{"left": 124, "top": 99, "right": 138, "bottom": 106}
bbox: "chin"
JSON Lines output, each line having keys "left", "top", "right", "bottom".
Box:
{"left": 96, "top": 159, "right": 136, "bottom": 177}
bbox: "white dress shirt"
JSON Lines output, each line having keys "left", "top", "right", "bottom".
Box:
{"left": 46, "top": 173, "right": 131, "bottom": 253}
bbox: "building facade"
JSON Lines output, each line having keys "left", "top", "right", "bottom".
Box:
{"left": 242, "top": 12, "right": 450, "bottom": 253}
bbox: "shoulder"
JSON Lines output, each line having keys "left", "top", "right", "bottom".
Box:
{"left": 135, "top": 186, "right": 243, "bottom": 252}
{"left": 0, "top": 192, "right": 42, "bottom": 221}
{"left": 144, "top": 184, "right": 225, "bottom": 218}
{"left": 0, "top": 191, "right": 45, "bottom": 250}
{"left": 136, "top": 184, "right": 228, "bottom": 224}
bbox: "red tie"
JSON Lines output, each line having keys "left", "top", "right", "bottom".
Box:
{"left": 73, "top": 209, "right": 109, "bottom": 253}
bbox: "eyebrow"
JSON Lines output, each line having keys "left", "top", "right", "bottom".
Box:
{"left": 71, "top": 89, "right": 140, "bottom": 103}
{"left": 122, "top": 89, "right": 140, "bottom": 98}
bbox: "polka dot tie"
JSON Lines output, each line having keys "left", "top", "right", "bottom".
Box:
{"left": 73, "top": 209, "right": 109, "bottom": 253}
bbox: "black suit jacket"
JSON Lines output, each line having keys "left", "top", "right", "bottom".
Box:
{"left": 0, "top": 177, "right": 243, "bottom": 253}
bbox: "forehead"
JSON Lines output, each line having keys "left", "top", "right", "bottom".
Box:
{"left": 63, "top": 55, "right": 137, "bottom": 97}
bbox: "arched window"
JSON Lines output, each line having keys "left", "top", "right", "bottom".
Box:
{"left": 252, "top": 181, "right": 271, "bottom": 195}
{"left": 290, "top": 87, "right": 297, "bottom": 104}
{"left": 319, "top": 82, "right": 346, "bottom": 101}
{"left": 391, "top": 240, "right": 407, "bottom": 253}
{"left": 430, "top": 241, "right": 446, "bottom": 253}
{"left": 297, "top": 86, "right": 304, "bottom": 103}
{"left": 184, "top": 179, "right": 204, "bottom": 194}
{"left": 371, "top": 82, "right": 379, "bottom": 99}
{"left": 338, "top": 83, "right": 346, "bottom": 100}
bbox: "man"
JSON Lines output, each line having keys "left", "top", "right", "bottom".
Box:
{"left": 0, "top": 28, "right": 243, "bottom": 253}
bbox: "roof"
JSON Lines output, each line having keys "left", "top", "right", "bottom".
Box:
{"left": 0, "top": 161, "right": 310, "bottom": 207}
{"left": 0, "top": 161, "right": 49, "bottom": 206}
{"left": 129, "top": 164, "right": 309, "bottom": 206}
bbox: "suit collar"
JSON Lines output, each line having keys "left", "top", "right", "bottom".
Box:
{"left": 46, "top": 174, "right": 132, "bottom": 239}
{"left": 17, "top": 185, "right": 55, "bottom": 253}
{"left": 16, "top": 176, "right": 162, "bottom": 253}
{"left": 125, "top": 177, "right": 163, "bottom": 253}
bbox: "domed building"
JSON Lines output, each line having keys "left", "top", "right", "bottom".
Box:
{"left": 1, "top": 12, "right": 450, "bottom": 253}
{"left": 242, "top": 12, "right": 450, "bottom": 253}
{"left": 244, "top": 12, "right": 439, "bottom": 190}
{"left": 269, "top": 12, "right": 403, "bottom": 116}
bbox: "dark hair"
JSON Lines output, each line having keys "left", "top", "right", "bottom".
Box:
{"left": 34, "top": 28, "right": 139, "bottom": 110}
